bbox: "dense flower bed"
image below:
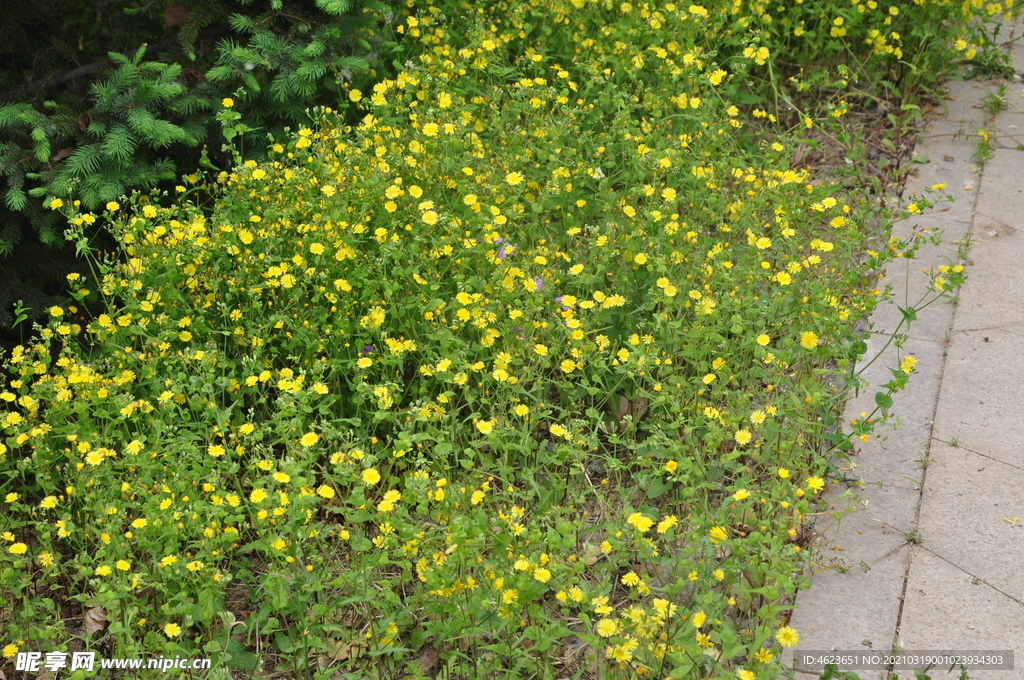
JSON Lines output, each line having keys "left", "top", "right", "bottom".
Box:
{"left": 1, "top": 0, "right": 998, "bottom": 676}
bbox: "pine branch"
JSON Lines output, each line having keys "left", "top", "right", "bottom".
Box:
{"left": 0, "top": 27, "right": 229, "bottom": 105}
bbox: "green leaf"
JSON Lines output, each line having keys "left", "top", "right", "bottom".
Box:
{"left": 225, "top": 639, "right": 259, "bottom": 671}
{"left": 733, "top": 90, "right": 765, "bottom": 104}
{"left": 274, "top": 632, "right": 295, "bottom": 653}
{"left": 874, "top": 391, "right": 893, "bottom": 409}
{"left": 645, "top": 476, "right": 671, "bottom": 499}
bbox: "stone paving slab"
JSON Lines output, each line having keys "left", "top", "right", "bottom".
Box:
{"left": 896, "top": 548, "right": 1024, "bottom": 680}
{"left": 915, "top": 439, "right": 1024, "bottom": 602}
{"left": 969, "top": 147, "right": 1024, "bottom": 228}
{"left": 992, "top": 108, "right": 1024, "bottom": 136}
{"left": 931, "top": 326, "right": 1024, "bottom": 467}
{"left": 841, "top": 334, "right": 945, "bottom": 488}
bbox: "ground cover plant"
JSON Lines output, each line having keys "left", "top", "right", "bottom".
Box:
{"left": 0, "top": 0, "right": 1010, "bottom": 678}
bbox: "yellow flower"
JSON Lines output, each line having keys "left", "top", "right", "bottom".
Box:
{"left": 94, "top": 565, "right": 112, "bottom": 576}
{"left": 349, "top": 89, "right": 362, "bottom": 102}
{"left": 664, "top": 460, "right": 678, "bottom": 473}
{"left": 733, "top": 489, "right": 750, "bottom": 500}
{"left": 596, "top": 618, "right": 619, "bottom": 637}
{"left": 222, "top": 98, "right": 234, "bottom": 108}
{"left": 49, "top": 198, "right": 64, "bottom": 209}
{"left": 317, "top": 485, "right": 335, "bottom": 499}
{"left": 534, "top": 567, "right": 552, "bottom": 583}
{"left": 775, "top": 625, "right": 800, "bottom": 647}
{"left": 806, "top": 476, "right": 825, "bottom": 493}
{"left": 3, "top": 644, "right": 19, "bottom": 657}
{"left": 627, "top": 512, "right": 654, "bottom": 533}
{"left": 300, "top": 432, "right": 320, "bottom": 447}
{"left": 800, "top": 331, "right": 819, "bottom": 349}
{"left": 692, "top": 610, "right": 707, "bottom": 628}
{"left": 900, "top": 355, "right": 918, "bottom": 373}
{"left": 250, "top": 489, "right": 268, "bottom": 503}
{"left": 106, "top": 201, "right": 120, "bottom": 212}
{"left": 131, "top": 518, "right": 148, "bottom": 529}
{"left": 163, "top": 623, "right": 182, "bottom": 638}
{"left": 734, "top": 429, "right": 752, "bottom": 446}
{"left": 709, "top": 526, "right": 728, "bottom": 543}
{"left": 505, "top": 172, "right": 524, "bottom": 186}
{"left": 116, "top": 560, "right": 131, "bottom": 571}
{"left": 362, "top": 468, "right": 381, "bottom": 485}
{"left": 778, "top": 468, "right": 790, "bottom": 479}
{"left": 9, "top": 542, "right": 28, "bottom": 555}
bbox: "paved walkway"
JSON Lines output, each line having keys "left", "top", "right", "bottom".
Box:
{"left": 784, "top": 18, "right": 1024, "bottom": 680}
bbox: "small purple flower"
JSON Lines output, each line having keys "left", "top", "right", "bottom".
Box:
{"left": 361, "top": 345, "right": 376, "bottom": 356}
{"left": 533, "top": 276, "right": 544, "bottom": 291}
{"left": 496, "top": 238, "right": 516, "bottom": 260}
{"left": 555, "top": 295, "right": 570, "bottom": 312}
{"left": 512, "top": 325, "right": 527, "bottom": 341}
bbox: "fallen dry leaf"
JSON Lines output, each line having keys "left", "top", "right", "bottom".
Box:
{"left": 84, "top": 607, "right": 108, "bottom": 636}
{"left": 584, "top": 542, "right": 605, "bottom": 566}
{"left": 325, "top": 638, "right": 366, "bottom": 662}
{"left": 50, "top": 147, "right": 75, "bottom": 163}
{"left": 165, "top": 2, "right": 190, "bottom": 26}
{"left": 419, "top": 643, "right": 439, "bottom": 674}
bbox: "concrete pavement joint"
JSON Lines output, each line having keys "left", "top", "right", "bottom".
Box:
{"left": 888, "top": 48, "right": 998, "bottom": 665}
{"left": 897, "top": 541, "right": 1024, "bottom": 609}
{"left": 929, "top": 436, "right": 1024, "bottom": 473}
